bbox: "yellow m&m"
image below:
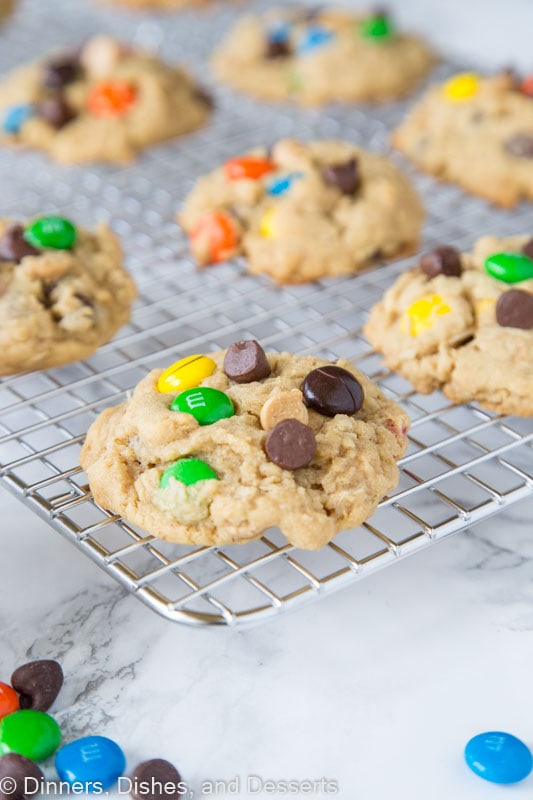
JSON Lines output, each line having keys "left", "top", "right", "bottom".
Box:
{"left": 157, "top": 355, "right": 216, "bottom": 394}
{"left": 259, "top": 208, "right": 278, "bottom": 238}
{"left": 401, "top": 294, "right": 452, "bottom": 337}
{"left": 442, "top": 72, "right": 480, "bottom": 102}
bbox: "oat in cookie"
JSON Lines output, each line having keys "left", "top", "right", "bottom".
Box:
{"left": 393, "top": 71, "right": 533, "bottom": 207}
{"left": 364, "top": 236, "right": 533, "bottom": 416}
{"left": 212, "top": 6, "right": 435, "bottom": 106}
{"left": 0, "top": 216, "right": 136, "bottom": 375}
{"left": 179, "top": 138, "right": 424, "bottom": 284}
{"left": 80, "top": 341, "right": 409, "bottom": 550}
{"left": 0, "top": 36, "right": 212, "bottom": 164}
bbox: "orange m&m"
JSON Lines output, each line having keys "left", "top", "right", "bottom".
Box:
{"left": 88, "top": 80, "right": 137, "bottom": 117}
{"left": 0, "top": 682, "right": 19, "bottom": 719}
{"left": 189, "top": 211, "right": 238, "bottom": 264}
{"left": 224, "top": 156, "right": 276, "bottom": 181}
{"left": 521, "top": 75, "right": 533, "bottom": 97}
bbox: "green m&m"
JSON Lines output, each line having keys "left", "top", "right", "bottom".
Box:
{"left": 485, "top": 252, "right": 533, "bottom": 283}
{"left": 170, "top": 387, "right": 234, "bottom": 426}
{"left": 160, "top": 458, "right": 219, "bottom": 488}
{"left": 360, "top": 13, "right": 394, "bottom": 40}
{"left": 0, "top": 710, "right": 61, "bottom": 762}
{"left": 24, "top": 216, "right": 77, "bottom": 250}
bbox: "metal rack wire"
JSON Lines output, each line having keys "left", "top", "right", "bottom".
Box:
{"left": 0, "top": 0, "right": 531, "bottom": 626}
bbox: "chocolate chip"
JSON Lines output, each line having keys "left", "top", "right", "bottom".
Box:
{"left": 130, "top": 759, "right": 184, "bottom": 800}
{"left": 522, "top": 239, "right": 533, "bottom": 259}
{"left": 194, "top": 86, "right": 215, "bottom": 110}
{"left": 495, "top": 289, "right": 533, "bottom": 330}
{"left": 321, "top": 158, "right": 360, "bottom": 195}
{"left": 43, "top": 57, "right": 80, "bottom": 90}
{"left": 504, "top": 134, "right": 533, "bottom": 158}
{"left": 11, "top": 660, "right": 63, "bottom": 712}
{"left": 0, "top": 754, "right": 43, "bottom": 800}
{"left": 266, "top": 39, "right": 291, "bottom": 59}
{"left": 302, "top": 365, "right": 364, "bottom": 417}
{"left": 265, "top": 418, "right": 316, "bottom": 470}
{"left": 37, "top": 96, "right": 75, "bottom": 130}
{"left": 420, "top": 246, "right": 462, "bottom": 278}
{"left": 223, "top": 340, "right": 271, "bottom": 383}
{"left": 0, "top": 224, "right": 40, "bottom": 263}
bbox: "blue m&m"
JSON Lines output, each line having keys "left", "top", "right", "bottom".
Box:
{"left": 465, "top": 731, "right": 533, "bottom": 784}
{"left": 297, "top": 27, "right": 336, "bottom": 54}
{"left": 2, "top": 104, "right": 34, "bottom": 134}
{"left": 267, "top": 172, "right": 304, "bottom": 197}
{"left": 55, "top": 735, "right": 126, "bottom": 791}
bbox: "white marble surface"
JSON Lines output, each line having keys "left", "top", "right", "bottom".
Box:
{"left": 1, "top": 1, "right": 533, "bottom": 799}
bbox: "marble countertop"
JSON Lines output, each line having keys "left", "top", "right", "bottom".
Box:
{"left": 2, "top": 1, "right": 533, "bottom": 799}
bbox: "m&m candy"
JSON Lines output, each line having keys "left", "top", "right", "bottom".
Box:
{"left": 465, "top": 731, "right": 533, "bottom": 784}
{"left": 55, "top": 736, "right": 126, "bottom": 791}
{"left": 360, "top": 13, "right": 395, "bottom": 40}
{"left": 88, "top": 80, "right": 137, "bottom": 117}
{"left": 224, "top": 156, "right": 275, "bottom": 181}
{"left": 189, "top": 211, "right": 238, "bottom": 264}
{"left": 0, "top": 684, "right": 19, "bottom": 720}
{"left": 267, "top": 172, "right": 303, "bottom": 196}
{"left": 521, "top": 75, "right": 533, "bottom": 97}
{"left": 24, "top": 216, "right": 77, "bottom": 251}
{"left": 2, "top": 104, "right": 34, "bottom": 134}
{"left": 259, "top": 208, "right": 278, "bottom": 238}
{"left": 297, "top": 27, "right": 336, "bottom": 54}
{"left": 442, "top": 73, "right": 480, "bottom": 102}
{"left": 0, "top": 710, "right": 61, "bottom": 762}
{"left": 401, "top": 294, "right": 452, "bottom": 337}
{"left": 485, "top": 252, "right": 533, "bottom": 283}
{"left": 160, "top": 458, "right": 218, "bottom": 487}
{"left": 157, "top": 355, "right": 216, "bottom": 394}
{"left": 170, "top": 387, "right": 234, "bottom": 426}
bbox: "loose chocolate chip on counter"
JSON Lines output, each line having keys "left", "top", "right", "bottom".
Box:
{"left": 11, "top": 660, "right": 63, "bottom": 712}
{"left": 302, "top": 365, "right": 364, "bottom": 417}
{"left": 43, "top": 57, "right": 80, "bottom": 90}
{"left": 266, "top": 39, "right": 291, "bottom": 59}
{"left": 420, "top": 245, "right": 462, "bottom": 278}
{"left": 504, "top": 134, "right": 533, "bottom": 158}
{"left": 223, "top": 340, "right": 271, "bottom": 383}
{"left": 0, "top": 224, "right": 40, "bottom": 263}
{"left": 495, "top": 289, "right": 533, "bottom": 329}
{"left": 522, "top": 238, "right": 533, "bottom": 259}
{"left": 37, "top": 97, "right": 75, "bottom": 130}
{"left": 265, "top": 418, "right": 317, "bottom": 470}
{"left": 321, "top": 158, "right": 360, "bottom": 195}
{"left": 130, "top": 759, "right": 184, "bottom": 800}
{"left": 0, "top": 754, "right": 43, "bottom": 800}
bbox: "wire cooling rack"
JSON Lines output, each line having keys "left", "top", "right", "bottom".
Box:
{"left": 0, "top": 0, "right": 532, "bottom": 626}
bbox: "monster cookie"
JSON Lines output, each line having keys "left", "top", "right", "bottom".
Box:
{"left": 0, "top": 216, "right": 136, "bottom": 375}
{"left": 80, "top": 341, "right": 410, "bottom": 549}
{"left": 365, "top": 236, "right": 533, "bottom": 416}
{"left": 0, "top": 36, "right": 212, "bottom": 164}
{"left": 212, "top": 6, "right": 434, "bottom": 106}
{"left": 179, "top": 138, "right": 424, "bottom": 283}
{"left": 393, "top": 71, "right": 533, "bottom": 207}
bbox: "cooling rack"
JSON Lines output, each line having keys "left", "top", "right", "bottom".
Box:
{"left": 0, "top": 0, "right": 532, "bottom": 626}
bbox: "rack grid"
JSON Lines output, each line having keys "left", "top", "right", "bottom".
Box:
{"left": 0, "top": 0, "right": 531, "bottom": 626}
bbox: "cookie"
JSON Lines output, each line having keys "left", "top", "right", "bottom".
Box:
{"left": 104, "top": 0, "right": 214, "bottom": 7}
{"left": 0, "top": 216, "right": 136, "bottom": 375}
{"left": 0, "top": 0, "right": 13, "bottom": 24}
{"left": 212, "top": 7, "right": 434, "bottom": 106}
{"left": 393, "top": 71, "right": 533, "bottom": 207}
{"left": 179, "top": 138, "right": 424, "bottom": 283}
{"left": 80, "top": 342, "right": 410, "bottom": 550}
{"left": 364, "top": 236, "right": 533, "bottom": 416}
{"left": 0, "top": 36, "right": 212, "bottom": 164}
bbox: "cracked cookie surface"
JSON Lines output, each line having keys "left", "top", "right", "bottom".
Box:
{"left": 0, "top": 217, "right": 136, "bottom": 375}
{"left": 80, "top": 347, "right": 409, "bottom": 550}
{"left": 393, "top": 72, "right": 533, "bottom": 207}
{"left": 179, "top": 138, "right": 424, "bottom": 284}
{"left": 212, "top": 6, "right": 434, "bottom": 106}
{"left": 0, "top": 36, "right": 212, "bottom": 164}
{"left": 364, "top": 236, "right": 533, "bottom": 416}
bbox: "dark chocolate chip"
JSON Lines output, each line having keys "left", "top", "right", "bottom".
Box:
{"left": 266, "top": 39, "right": 291, "bottom": 59}
{"left": 11, "top": 660, "right": 63, "bottom": 712}
{"left": 504, "top": 134, "right": 533, "bottom": 158}
{"left": 43, "top": 57, "right": 80, "bottom": 90}
{"left": 321, "top": 158, "right": 360, "bottom": 195}
{"left": 495, "top": 289, "right": 533, "bottom": 330}
{"left": 0, "top": 754, "right": 43, "bottom": 800}
{"left": 420, "top": 246, "right": 462, "bottom": 278}
{"left": 0, "top": 224, "right": 40, "bottom": 263}
{"left": 223, "top": 340, "right": 271, "bottom": 383}
{"left": 41, "top": 281, "right": 58, "bottom": 308}
{"left": 302, "top": 365, "right": 364, "bottom": 417}
{"left": 37, "top": 96, "right": 75, "bottom": 130}
{"left": 130, "top": 759, "right": 184, "bottom": 800}
{"left": 265, "top": 418, "right": 317, "bottom": 470}
{"left": 521, "top": 238, "right": 533, "bottom": 259}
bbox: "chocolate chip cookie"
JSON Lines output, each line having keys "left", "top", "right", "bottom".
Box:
{"left": 0, "top": 36, "right": 212, "bottom": 164}
{"left": 179, "top": 138, "right": 424, "bottom": 284}
{"left": 0, "top": 216, "right": 136, "bottom": 375}
{"left": 80, "top": 342, "right": 409, "bottom": 549}
{"left": 365, "top": 236, "right": 533, "bottom": 416}
{"left": 212, "top": 6, "right": 434, "bottom": 106}
{"left": 393, "top": 71, "right": 533, "bottom": 207}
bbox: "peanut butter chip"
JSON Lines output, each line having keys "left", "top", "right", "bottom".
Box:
{"left": 260, "top": 389, "right": 308, "bottom": 431}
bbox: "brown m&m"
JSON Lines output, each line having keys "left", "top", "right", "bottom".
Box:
{"left": 495, "top": 289, "right": 533, "bottom": 330}
{"left": 522, "top": 239, "right": 533, "bottom": 259}
{"left": 302, "top": 365, "right": 364, "bottom": 417}
{"left": 130, "top": 759, "right": 184, "bottom": 800}
{"left": 420, "top": 246, "right": 462, "bottom": 278}
{"left": 37, "top": 97, "right": 75, "bottom": 130}
{"left": 11, "top": 660, "right": 64, "bottom": 712}
{"left": 265, "top": 418, "right": 316, "bottom": 470}
{"left": 0, "top": 753, "right": 43, "bottom": 800}
{"left": 223, "top": 340, "right": 271, "bottom": 383}
{"left": 321, "top": 158, "right": 360, "bottom": 195}
{"left": 42, "top": 57, "right": 80, "bottom": 90}
{"left": 0, "top": 224, "right": 39, "bottom": 263}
